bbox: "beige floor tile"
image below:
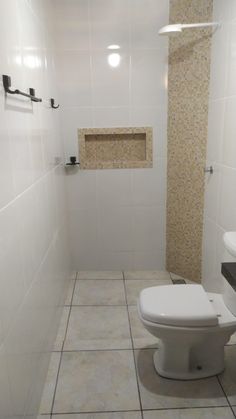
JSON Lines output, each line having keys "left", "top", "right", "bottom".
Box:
{"left": 125, "top": 279, "right": 172, "bottom": 305}
{"left": 73, "top": 279, "right": 126, "bottom": 306}
{"left": 128, "top": 306, "right": 159, "bottom": 349}
{"left": 38, "top": 416, "right": 51, "bottom": 419}
{"left": 233, "top": 407, "right": 236, "bottom": 415}
{"left": 135, "top": 349, "right": 227, "bottom": 409}
{"left": 64, "top": 306, "right": 132, "bottom": 350}
{"left": 53, "top": 413, "right": 142, "bottom": 418}
{"left": 143, "top": 407, "right": 235, "bottom": 419}
{"left": 65, "top": 280, "right": 75, "bottom": 305}
{"left": 53, "top": 350, "right": 140, "bottom": 413}
{"left": 78, "top": 271, "right": 123, "bottom": 280}
{"left": 219, "top": 345, "right": 236, "bottom": 405}
{"left": 39, "top": 352, "right": 61, "bottom": 414}
{"left": 124, "top": 271, "right": 171, "bottom": 280}
{"left": 54, "top": 307, "right": 70, "bottom": 351}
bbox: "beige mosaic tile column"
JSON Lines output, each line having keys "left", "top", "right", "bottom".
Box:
{"left": 166, "top": 0, "right": 213, "bottom": 281}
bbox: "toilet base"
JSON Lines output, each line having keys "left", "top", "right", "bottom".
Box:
{"left": 153, "top": 350, "right": 224, "bottom": 380}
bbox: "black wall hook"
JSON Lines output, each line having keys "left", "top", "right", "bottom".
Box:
{"left": 66, "top": 156, "right": 80, "bottom": 166}
{"left": 50, "top": 98, "right": 59, "bottom": 109}
{"left": 2, "top": 75, "right": 42, "bottom": 102}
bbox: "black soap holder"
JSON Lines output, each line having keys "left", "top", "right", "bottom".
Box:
{"left": 66, "top": 156, "right": 80, "bottom": 166}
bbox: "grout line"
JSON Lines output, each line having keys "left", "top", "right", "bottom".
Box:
{"left": 67, "top": 304, "right": 127, "bottom": 307}
{"left": 216, "top": 376, "right": 236, "bottom": 418}
{"left": 50, "top": 274, "right": 78, "bottom": 416}
{"left": 61, "top": 348, "right": 134, "bottom": 353}
{"left": 123, "top": 271, "right": 144, "bottom": 419}
{"left": 50, "top": 409, "right": 142, "bottom": 416}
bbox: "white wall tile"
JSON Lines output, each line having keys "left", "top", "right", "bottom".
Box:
{"left": 97, "top": 206, "right": 134, "bottom": 252}
{"left": 130, "top": 50, "right": 168, "bottom": 107}
{"left": 218, "top": 165, "right": 236, "bottom": 231}
{"left": 96, "top": 170, "right": 133, "bottom": 208}
{"left": 133, "top": 206, "right": 165, "bottom": 252}
{"left": 130, "top": 0, "right": 169, "bottom": 50}
{"left": 53, "top": 0, "right": 90, "bottom": 51}
{"left": 91, "top": 107, "right": 129, "bottom": 128}
{"left": 203, "top": 1, "right": 236, "bottom": 291}
{"left": 206, "top": 99, "right": 224, "bottom": 164}
{"left": 67, "top": 170, "right": 96, "bottom": 210}
{"left": 91, "top": 51, "right": 130, "bottom": 107}
{"left": 222, "top": 96, "right": 236, "bottom": 168}
{"left": 56, "top": 51, "right": 92, "bottom": 107}
{"left": 56, "top": 0, "right": 168, "bottom": 271}
{"left": 0, "top": 1, "right": 71, "bottom": 417}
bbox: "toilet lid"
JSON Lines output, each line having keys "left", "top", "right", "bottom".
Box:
{"left": 139, "top": 285, "right": 218, "bottom": 327}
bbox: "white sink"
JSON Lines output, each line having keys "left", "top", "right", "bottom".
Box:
{"left": 223, "top": 232, "right": 236, "bottom": 258}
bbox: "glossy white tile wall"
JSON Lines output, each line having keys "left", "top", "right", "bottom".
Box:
{"left": 0, "top": 1, "right": 71, "bottom": 417}
{"left": 202, "top": 0, "right": 236, "bottom": 292}
{"left": 54, "top": 0, "right": 169, "bottom": 270}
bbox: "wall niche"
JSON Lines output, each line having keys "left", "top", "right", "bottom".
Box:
{"left": 78, "top": 127, "right": 153, "bottom": 169}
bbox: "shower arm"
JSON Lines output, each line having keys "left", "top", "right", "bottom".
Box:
{"left": 180, "top": 22, "right": 219, "bottom": 30}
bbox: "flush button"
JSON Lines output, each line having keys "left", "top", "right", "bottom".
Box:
{"left": 217, "top": 314, "right": 221, "bottom": 317}
{"left": 209, "top": 299, "right": 213, "bottom": 302}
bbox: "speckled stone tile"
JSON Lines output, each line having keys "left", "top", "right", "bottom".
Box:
{"left": 128, "top": 306, "right": 159, "bottom": 349}
{"left": 52, "top": 413, "right": 142, "bottom": 419}
{"left": 39, "top": 352, "right": 61, "bottom": 414}
{"left": 73, "top": 279, "right": 126, "bottom": 306}
{"left": 64, "top": 306, "right": 132, "bottom": 350}
{"left": 135, "top": 349, "right": 227, "bottom": 409}
{"left": 125, "top": 279, "right": 172, "bottom": 305}
{"left": 124, "top": 271, "right": 171, "bottom": 280}
{"left": 218, "top": 345, "right": 236, "bottom": 405}
{"left": 54, "top": 307, "right": 70, "bottom": 351}
{"left": 143, "top": 407, "right": 235, "bottom": 419}
{"left": 53, "top": 350, "right": 140, "bottom": 413}
{"left": 77, "top": 271, "right": 123, "bottom": 280}
{"left": 65, "top": 279, "right": 75, "bottom": 305}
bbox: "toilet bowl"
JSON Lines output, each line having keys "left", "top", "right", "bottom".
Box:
{"left": 138, "top": 232, "right": 236, "bottom": 380}
{"left": 138, "top": 283, "right": 236, "bottom": 379}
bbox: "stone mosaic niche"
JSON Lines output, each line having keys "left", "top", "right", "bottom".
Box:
{"left": 78, "top": 127, "right": 153, "bottom": 169}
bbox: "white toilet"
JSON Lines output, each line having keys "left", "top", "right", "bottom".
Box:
{"left": 138, "top": 232, "right": 236, "bottom": 380}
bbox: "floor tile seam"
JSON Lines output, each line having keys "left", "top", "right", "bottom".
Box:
{"left": 61, "top": 348, "right": 135, "bottom": 353}
{"left": 142, "top": 405, "right": 233, "bottom": 411}
{"left": 216, "top": 375, "right": 236, "bottom": 418}
{"left": 51, "top": 278, "right": 77, "bottom": 414}
{"left": 69, "top": 304, "right": 128, "bottom": 307}
{"left": 50, "top": 408, "right": 142, "bottom": 415}
{"left": 77, "top": 278, "right": 124, "bottom": 281}
{"left": 123, "top": 271, "right": 144, "bottom": 419}
{"left": 48, "top": 404, "right": 233, "bottom": 416}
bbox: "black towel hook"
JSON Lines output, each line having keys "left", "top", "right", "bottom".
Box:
{"left": 50, "top": 98, "right": 59, "bottom": 109}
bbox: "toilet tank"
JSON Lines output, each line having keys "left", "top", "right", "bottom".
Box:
{"left": 222, "top": 232, "right": 236, "bottom": 316}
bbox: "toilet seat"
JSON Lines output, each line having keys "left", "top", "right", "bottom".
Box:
{"left": 139, "top": 284, "right": 218, "bottom": 327}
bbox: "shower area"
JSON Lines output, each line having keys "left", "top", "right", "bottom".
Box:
{"left": 0, "top": 0, "right": 236, "bottom": 417}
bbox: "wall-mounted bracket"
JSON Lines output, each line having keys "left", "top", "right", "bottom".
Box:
{"left": 2, "top": 74, "right": 42, "bottom": 102}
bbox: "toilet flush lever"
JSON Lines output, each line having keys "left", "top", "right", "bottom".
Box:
{"left": 204, "top": 166, "right": 213, "bottom": 174}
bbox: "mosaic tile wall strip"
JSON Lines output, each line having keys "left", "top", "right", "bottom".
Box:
{"left": 166, "top": 0, "right": 213, "bottom": 281}
{"left": 78, "top": 127, "right": 153, "bottom": 170}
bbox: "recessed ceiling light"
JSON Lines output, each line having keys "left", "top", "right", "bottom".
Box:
{"left": 107, "top": 44, "right": 120, "bottom": 50}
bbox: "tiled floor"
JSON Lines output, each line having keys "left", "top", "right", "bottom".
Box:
{"left": 38, "top": 271, "right": 236, "bottom": 419}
